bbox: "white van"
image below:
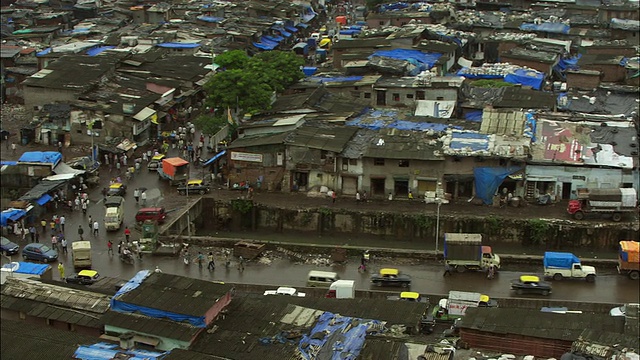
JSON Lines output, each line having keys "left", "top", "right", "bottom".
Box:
{"left": 307, "top": 270, "right": 339, "bottom": 288}
{"left": 104, "top": 196, "right": 124, "bottom": 231}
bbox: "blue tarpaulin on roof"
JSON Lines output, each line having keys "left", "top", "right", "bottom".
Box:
{"left": 157, "top": 42, "right": 201, "bottom": 49}
{"left": 0, "top": 209, "right": 26, "bottom": 226}
{"left": 369, "top": 49, "right": 442, "bottom": 74}
{"left": 36, "top": 47, "right": 52, "bottom": 56}
{"left": 86, "top": 46, "right": 115, "bottom": 56}
{"left": 263, "top": 35, "right": 283, "bottom": 43}
{"left": 346, "top": 109, "right": 461, "bottom": 132}
{"left": 520, "top": 22, "right": 569, "bottom": 34}
{"left": 449, "top": 132, "right": 490, "bottom": 151}
{"left": 340, "top": 29, "right": 361, "bottom": 35}
{"left": 297, "top": 312, "right": 383, "bottom": 359}
{"left": 253, "top": 42, "right": 277, "bottom": 50}
{"left": 302, "top": 67, "right": 317, "bottom": 76}
{"left": 2, "top": 262, "right": 49, "bottom": 275}
{"left": 74, "top": 342, "right": 166, "bottom": 360}
{"left": 308, "top": 76, "right": 363, "bottom": 83}
{"left": 203, "top": 150, "right": 226, "bottom": 166}
{"left": 465, "top": 110, "right": 483, "bottom": 122}
{"left": 197, "top": 15, "right": 223, "bottom": 23}
{"left": 1, "top": 161, "right": 17, "bottom": 166}
{"left": 524, "top": 112, "right": 537, "bottom": 142}
{"left": 111, "top": 270, "right": 207, "bottom": 328}
{"left": 297, "top": 22, "right": 309, "bottom": 28}
{"left": 285, "top": 26, "right": 298, "bottom": 33}
{"left": 504, "top": 68, "right": 545, "bottom": 90}
{"left": 272, "top": 27, "right": 291, "bottom": 37}
{"left": 18, "top": 151, "right": 62, "bottom": 165}
{"left": 260, "top": 37, "right": 279, "bottom": 46}
{"left": 474, "top": 166, "right": 522, "bottom": 205}
{"left": 35, "top": 194, "right": 52, "bottom": 206}
{"left": 380, "top": 2, "right": 409, "bottom": 12}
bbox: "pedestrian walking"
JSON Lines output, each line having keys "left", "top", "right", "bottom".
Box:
{"left": 237, "top": 255, "right": 245, "bottom": 272}
{"left": 88, "top": 215, "right": 92, "bottom": 228}
{"left": 102, "top": 187, "right": 108, "bottom": 202}
{"left": 136, "top": 241, "right": 142, "bottom": 260}
{"left": 54, "top": 216, "right": 61, "bottom": 231}
{"left": 82, "top": 201, "right": 88, "bottom": 214}
{"left": 388, "top": 192, "right": 393, "bottom": 201}
{"left": 362, "top": 191, "right": 368, "bottom": 203}
{"left": 93, "top": 221, "right": 99, "bottom": 237}
{"left": 41, "top": 219, "right": 47, "bottom": 233}
{"left": 59, "top": 215, "right": 65, "bottom": 232}
{"left": 122, "top": 154, "right": 128, "bottom": 166}
{"left": 116, "top": 161, "right": 121, "bottom": 172}
{"left": 124, "top": 227, "right": 131, "bottom": 242}
{"left": 29, "top": 226, "right": 36, "bottom": 242}
{"left": 207, "top": 252, "right": 215, "bottom": 270}
{"left": 408, "top": 190, "right": 414, "bottom": 200}
{"left": 104, "top": 153, "right": 110, "bottom": 166}
{"left": 61, "top": 238, "right": 68, "bottom": 254}
{"left": 443, "top": 263, "right": 453, "bottom": 277}
{"left": 133, "top": 188, "right": 140, "bottom": 204}
{"left": 78, "top": 225, "right": 84, "bottom": 240}
{"left": 74, "top": 197, "right": 80, "bottom": 211}
{"left": 57, "top": 262, "right": 65, "bottom": 279}
{"left": 51, "top": 234, "right": 58, "bottom": 250}
{"left": 117, "top": 241, "right": 123, "bottom": 254}
{"left": 22, "top": 226, "right": 28, "bottom": 241}
{"left": 197, "top": 252, "right": 205, "bottom": 268}
{"left": 140, "top": 191, "right": 147, "bottom": 206}
{"left": 35, "top": 231, "right": 40, "bottom": 243}
{"left": 11, "top": 142, "right": 16, "bottom": 155}
{"left": 107, "top": 240, "right": 113, "bottom": 256}
{"left": 331, "top": 191, "right": 337, "bottom": 204}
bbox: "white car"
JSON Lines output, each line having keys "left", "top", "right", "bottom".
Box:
{"left": 610, "top": 303, "right": 639, "bottom": 317}
{"left": 263, "top": 287, "right": 306, "bottom": 297}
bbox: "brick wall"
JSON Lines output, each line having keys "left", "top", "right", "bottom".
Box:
{"left": 566, "top": 71, "right": 601, "bottom": 90}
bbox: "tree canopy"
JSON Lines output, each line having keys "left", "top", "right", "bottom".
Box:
{"left": 204, "top": 50, "right": 304, "bottom": 116}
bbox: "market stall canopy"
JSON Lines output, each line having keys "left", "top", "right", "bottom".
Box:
{"left": 0, "top": 209, "right": 26, "bottom": 226}
{"left": 53, "top": 162, "right": 85, "bottom": 176}
{"left": 18, "top": 179, "right": 67, "bottom": 201}
{"left": 35, "top": 194, "right": 53, "bottom": 206}
{"left": 17, "top": 151, "right": 62, "bottom": 167}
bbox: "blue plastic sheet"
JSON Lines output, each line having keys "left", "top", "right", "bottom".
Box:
{"left": 340, "top": 29, "right": 361, "bottom": 35}
{"left": 346, "top": 109, "right": 461, "bottom": 132}
{"left": 379, "top": 2, "right": 409, "bottom": 12}
{"left": 0, "top": 161, "right": 17, "bottom": 165}
{"left": 456, "top": 68, "right": 504, "bottom": 79}
{"left": 263, "top": 35, "right": 283, "bottom": 43}
{"left": 197, "top": 16, "right": 223, "bottom": 23}
{"left": 307, "top": 76, "right": 363, "bottom": 83}
{"left": 285, "top": 26, "right": 298, "bottom": 33}
{"left": 520, "top": 22, "right": 569, "bottom": 34}
{"left": 35, "top": 193, "right": 52, "bottom": 205}
{"left": 0, "top": 209, "right": 26, "bottom": 226}
{"left": 253, "top": 42, "right": 277, "bottom": 51}
{"left": 260, "top": 37, "right": 279, "bottom": 46}
{"left": 157, "top": 43, "right": 200, "bottom": 49}
{"left": 297, "top": 22, "right": 309, "bottom": 28}
{"left": 74, "top": 342, "right": 166, "bottom": 360}
{"left": 203, "top": 150, "right": 226, "bottom": 166}
{"left": 86, "top": 46, "right": 115, "bottom": 56}
{"left": 302, "top": 67, "right": 317, "bottom": 76}
{"left": 473, "top": 167, "right": 522, "bottom": 205}
{"left": 543, "top": 252, "right": 580, "bottom": 268}
{"left": 465, "top": 110, "right": 483, "bottom": 122}
{"left": 449, "top": 132, "right": 490, "bottom": 151}
{"left": 18, "top": 151, "right": 62, "bottom": 165}
{"left": 524, "top": 112, "right": 537, "bottom": 142}
{"left": 2, "top": 262, "right": 49, "bottom": 275}
{"left": 504, "top": 69, "right": 544, "bottom": 90}
{"left": 298, "top": 312, "right": 382, "bottom": 360}
{"left": 369, "top": 49, "right": 442, "bottom": 74}
{"left": 272, "top": 26, "right": 291, "bottom": 37}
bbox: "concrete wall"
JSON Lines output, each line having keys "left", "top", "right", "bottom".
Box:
{"left": 566, "top": 71, "right": 601, "bottom": 90}
{"left": 160, "top": 197, "right": 203, "bottom": 236}
{"left": 361, "top": 157, "right": 445, "bottom": 196}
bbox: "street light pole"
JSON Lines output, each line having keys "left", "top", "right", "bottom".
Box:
{"left": 88, "top": 121, "right": 94, "bottom": 162}
{"left": 435, "top": 198, "right": 441, "bottom": 253}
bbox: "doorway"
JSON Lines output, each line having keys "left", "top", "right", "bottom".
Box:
{"left": 394, "top": 179, "right": 409, "bottom": 197}
{"left": 376, "top": 90, "right": 386, "bottom": 106}
{"left": 292, "top": 172, "right": 309, "bottom": 192}
{"left": 370, "top": 178, "right": 385, "bottom": 196}
{"left": 342, "top": 176, "right": 357, "bottom": 195}
{"left": 562, "top": 182, "right": 572, "bottom": 199}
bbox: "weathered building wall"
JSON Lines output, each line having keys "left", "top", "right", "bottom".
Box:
{"left": 566, "top": 70, "right": 601, "bottom": 90}
{"left": 198, "top": 200, "right": 638, "bottom": 250}
{"left": 361, "top": 157, "right": 446, "bottom": 197}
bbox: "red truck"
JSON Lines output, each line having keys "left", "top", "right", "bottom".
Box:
{"left": 567, "top": 188, "right": 637, "bottom": 222}
{"left": 618, "top": 241, "right": 639, "bottom": 280}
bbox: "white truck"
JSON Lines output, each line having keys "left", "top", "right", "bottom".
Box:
{"left": 543, "top": 252, "right": 596, "bottom": 282}
{"left": 72, "top": 241, "right": 92, "bottom": 270}
{"left": 325, "top": 280, "right": 355, "bottom": 299}
{"left": 444, "top": 233, "right": 501, "bottom": 272}
{"left": 433, "top": 291, "right": 495, "bottom": 322}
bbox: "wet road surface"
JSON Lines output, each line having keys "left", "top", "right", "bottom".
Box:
{"left": 2, "top": 154, "right": 638, "bottom": 305}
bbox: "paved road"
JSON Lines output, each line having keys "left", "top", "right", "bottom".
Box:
{"left": 2, "top": 154, "right": 638, "bottom": 305}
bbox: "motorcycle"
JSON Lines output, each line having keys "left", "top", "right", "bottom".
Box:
{"left": 120, "top": 252, "right": 134, "bottom": 264}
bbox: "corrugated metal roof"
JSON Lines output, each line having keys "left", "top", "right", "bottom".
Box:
{"left": 459, "top": 308, "right": 625, "bottom": 341}
{"left": 364, "top": 128, "right": 443, "bottom": 161}
{"left": 102, "top": 311, "right": 201, "bottom": 342}
{"left": 285, "top": 125, "right": 357, "bottom": 152}
{"left": 227, "top": 132, "right": 288, "bottom": 149}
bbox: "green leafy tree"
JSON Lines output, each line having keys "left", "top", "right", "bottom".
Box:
{"left": 247, "top": 51, "right": 304, "bottom": 92}
{"left": 204, "top": 69, "right": 273, "bottom": 114}
{"left": 365, "top": 0, "right": 386, "bottom": 11}
{"left": 213, "top": 50, "right": 249, "bottom": 70}
{"left": 204, "top": 50, "right": 304, "bottom": 116}
{"left": 193, "top": 114, "right": 227, "bottom": 135}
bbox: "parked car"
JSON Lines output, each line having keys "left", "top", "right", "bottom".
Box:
{"left": 1, "top": 237, "right": 20, "bottom": 255}
{"left": 107, "top": 183, "right": 127, "bottom": 196}
{"left": 177, "top": 179, "right": 210, "bottom": 195}
{"left": 263, "top": 287, "right": 306, "bottom": 297}
{"left": 371, "top": 268, "right": 412, "bottom": 288}
{"left": 510, "top": 275, "right": 552, "bottom": 296}
{"left": 22, "top": 243, "right": 58, "bottom": 263}
{"left": 147, "top": 154, "right": 165, "bottom": 171}
{"left": 65, "top": 269, "right": 100, "bottom": 285}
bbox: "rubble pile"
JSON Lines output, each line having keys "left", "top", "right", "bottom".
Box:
{"left": 487, "top": 32, "right": 537, "bottom": 42}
